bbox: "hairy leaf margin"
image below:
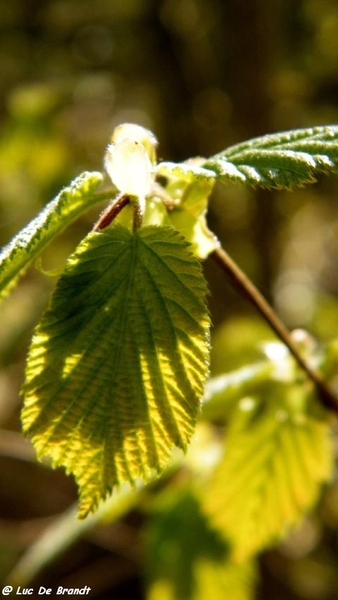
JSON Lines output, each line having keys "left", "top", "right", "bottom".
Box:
{"left": 0, "top": 171, "right": 112, "bottom": 301}
{"left": 21, "top": 224, "right": 211, "bottom": 517}
{"left": 203, "top": 125, "right": 338, "bottom": 189}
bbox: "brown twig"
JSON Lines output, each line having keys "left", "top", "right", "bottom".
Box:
{"left": 211, "top": 245, "right": 338, "bottom": 415}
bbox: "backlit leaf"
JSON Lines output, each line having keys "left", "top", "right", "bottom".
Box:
{"left": 203, "top": 384, "right": 333, "bottom": 561}
{"left": 203, "top": 125, "right": 338, "bottom": 189}
{"left": 21, "top": 225, "right": 210, "bottom": 517}
{"left": 154, "top": 162, "right": 218, "bottom": 259}
{"left": 167, "top": 177, "right": 219, "bottom": 259}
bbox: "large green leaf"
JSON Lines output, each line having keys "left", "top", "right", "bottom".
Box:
{"left": 0, "top": 171, "right": 109, "bottom": 301}
{"left": 203, "top": 125, "right": 338, "bottom": 189}
{"left": 21, "top": 225, "right": 210, "bottom": 517}
{"left": 203, "top": 384, "right": 333, "bottom": 561}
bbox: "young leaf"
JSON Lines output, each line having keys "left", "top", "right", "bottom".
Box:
{"left": 0, "top": 171, "right": 108, "bottom": 301}
{"left": 153, "top": 161, "right": 219, "bottom": 259}
{"left": 203, "top": 125, "right": 338, "bottom": 189}
{"left": 166, "top": 177, "right": 219, "bottom": 260}
{"left": 203, "top": 384, "right": 333, "bottom": 561}
{"left": 155, "top": 161, "right": 216, "bottom": 182}
{"left": 21, "top": 225, "right": 210, "bottom": 517}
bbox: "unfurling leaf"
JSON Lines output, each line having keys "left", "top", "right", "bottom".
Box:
{"left": 154, "top": 160, "right": 219, "bottom": 259}
{"left": 0, "top": 171, "right": 106, "bottom": 301}
{"left": 21, "top": 225, "right": 210, "bottom": 517}
{"left": 203, "top": 385, "right": 333, "bottom": 561}
{"left": 203, "top": 125, "right": 338, "bottom": 189}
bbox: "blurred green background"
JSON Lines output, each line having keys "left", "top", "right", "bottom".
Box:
{"left": 1, "top": 0, "right": 338, "bottom": 598}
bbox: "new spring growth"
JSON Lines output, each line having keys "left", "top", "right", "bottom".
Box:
{"left": 104, "top": 124, "right": 158, "bottom": 229}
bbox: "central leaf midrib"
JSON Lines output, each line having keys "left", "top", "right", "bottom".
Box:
{"left": 51, "top": 233, "right": 139, "bottom": 448}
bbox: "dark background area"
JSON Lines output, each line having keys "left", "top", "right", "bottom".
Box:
{"left": 1, "top": 0, "right": 338, "bottom": 598}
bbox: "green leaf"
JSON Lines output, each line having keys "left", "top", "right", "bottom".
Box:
{"left": 21, "top": 225, "right": 210, "bottom": 517}
{"left": 167, "top": 178, "right": 219, "bottom": 259}
{"left": 203, "top": 332, "right": 338, "bottom": 421}
{"left": 153, "top": 161, "right": 218, "bottom": 259}
{"left": 203, "top": 125, "right": 338, "bottom": 189}
{"left": 155, "top": 160, "right": 215, "bottom": 182}
{"left": 0, "top": 171, "right": 108, "bottom": 301}
{"left": 203, "top": 384, "right": 333, "bottom": 561}
{"left": 144, "top": 489, "right": 256, "bottom": 600}
{"left": 201, "top": 361, "right": 274, "bottom": 421}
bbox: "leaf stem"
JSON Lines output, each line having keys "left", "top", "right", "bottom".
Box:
{"left": 132, "top": 195, "right": 145, "bottom": 232}
{"left": 93, "top": 193, "right": 130, "bottom": 231}
{"left": 211, "top": 245, "right": 338, "bottom": 414}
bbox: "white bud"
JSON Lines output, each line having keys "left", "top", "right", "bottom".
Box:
{"left": 105, "top": 138, "right": 152, "bottom": 196}
{"left": 111, "top": 123, "right": 158, "bottom": 165}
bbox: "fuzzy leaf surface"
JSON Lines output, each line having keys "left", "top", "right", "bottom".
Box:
{"left": 0, "top": 171, "right": 107, "bottom": 301}
{"left": 203, "top": 385, "right": 333, "bottom": 561}
{"left": 203, "top": 125, "right": 338, "bottom": 189}
{"left": 21, "top": 225, "right": 210, "bottom": 517}
{"left": 155, "top": 161, "right": 215, "bottom": 182}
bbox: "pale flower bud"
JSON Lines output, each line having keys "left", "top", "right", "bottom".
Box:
{"left": 111, "top": 123, "right": 158, "bottom": 165}
{"left": 105, "top": 138, "right": 152, "bottom": 197}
